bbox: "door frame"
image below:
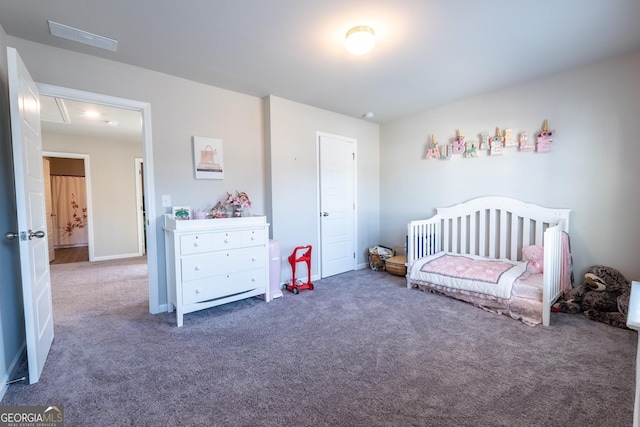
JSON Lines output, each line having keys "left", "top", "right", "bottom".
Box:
{"left": 42, "top": 152, "right": 93, "bottom": 259}
{"left": 36, "top": 83, "right": 162, "bottom": 314}
{"left": 315, "top": 131, "right": 358, "bottom": 278}
{"left": 134, "top": 157, "right": 145, "bottom": 256}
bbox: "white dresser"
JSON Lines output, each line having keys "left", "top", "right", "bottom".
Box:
{"left": 164, "top": 214, "right": 270, "bottom": 326}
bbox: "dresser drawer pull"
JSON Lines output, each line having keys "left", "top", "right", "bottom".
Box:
{"left": 251, "top": 257, "right": 256, "bottom": 261}
{"left": 224, "top": 238, "right": 229, "bottom": 243}
{"left": 195, "top": 288, "right": 201, "bottom": 294}
{"left": 194, "top": 265, "right": 201, "bottom": 271}
{"left": 194, "top": 241, "right": 200, "bottom": 247}
{"left": 251, "top": 277, "right": 256, "bottom": 282}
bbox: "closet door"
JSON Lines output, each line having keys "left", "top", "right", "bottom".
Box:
{"left": 318, "top": 134, "right": 356, "bottom": 278}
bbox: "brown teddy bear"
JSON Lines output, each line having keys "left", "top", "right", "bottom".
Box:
{"left": 552, "top": 265, "right": 630, "bottom": 328}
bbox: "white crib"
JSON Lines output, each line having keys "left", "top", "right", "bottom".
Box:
{"left": 407, "top": 196, "right": 570, "bottom": 326}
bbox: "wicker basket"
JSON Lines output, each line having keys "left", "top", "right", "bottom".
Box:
{"left": 385, "top": 254, "right": 407, "bottom": 276}
{"left": 368, "top": 245, "right": 395, "bottom": 271}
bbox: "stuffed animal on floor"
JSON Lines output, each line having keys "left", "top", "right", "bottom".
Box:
{"left": 552, "top": 265, "right": 630, "bottom": 329}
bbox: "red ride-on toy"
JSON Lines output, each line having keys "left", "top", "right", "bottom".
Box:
{"left": 284, "top": 245, "right": 313, "bottom": 294}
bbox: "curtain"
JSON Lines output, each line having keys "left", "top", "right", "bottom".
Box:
{"left": 51, "top": 175, "right": 88, "bottom": 247}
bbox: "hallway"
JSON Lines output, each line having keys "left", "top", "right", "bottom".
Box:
{"left": 50, "top": 246, "right": 89, "bottom": 264}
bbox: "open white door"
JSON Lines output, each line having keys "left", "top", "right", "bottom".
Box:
{"left": 319, "top": 134, "right": 356, "bottom": 278}
{"left": 7, "top": 47, "right": 53, "bottom": 384}
{"left": 43, "top": 158, "right": 55, "bottom": 262}
{"left": 135, "top": 158, "right": 146, "bottom": 256}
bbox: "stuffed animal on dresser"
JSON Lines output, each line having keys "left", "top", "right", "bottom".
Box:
{"left": 552, "top": 265, "right": 630, "bottom": 329}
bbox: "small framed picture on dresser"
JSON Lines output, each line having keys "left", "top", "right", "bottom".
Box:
{"left": 172, "top": 206, "right": 191, "bottom": 220}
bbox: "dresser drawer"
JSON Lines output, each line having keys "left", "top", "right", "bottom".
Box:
{"left": 181, "top": 247, "right": 267, "bottom": 282}
{"left": 182, "top": 268, "right": 267, "bottom": 305}
{"left": 212, "top": 229, "right": 266, "bottom": 250}
{"left": 180, "top": 234, "right": 215, "bottom": 255}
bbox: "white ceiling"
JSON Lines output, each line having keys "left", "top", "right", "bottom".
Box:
{"left": 2, "top": 0, "right": 640, "bottom": 124}
{"left": 40, "top": 96, "right": 142, "bottom": 142}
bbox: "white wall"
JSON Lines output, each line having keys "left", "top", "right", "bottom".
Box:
{"left": 266, "top": 95, "right": 380, "bottom": 281}
{"left": 380, "top": 49, "right": 640, "bottom": 281}
{"left": 43, "top": 133, "right": 143, "bottom": 259}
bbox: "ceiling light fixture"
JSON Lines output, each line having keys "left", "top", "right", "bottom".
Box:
{"left": 345, "top": 26, "right": 375, "bottom": 56}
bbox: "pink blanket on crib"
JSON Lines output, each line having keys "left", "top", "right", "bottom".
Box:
{"left": 413, "top": 252, "right": 528, "bottom": 300}
{"left": 421, "top": 254, "right": 517, "bottom": 284}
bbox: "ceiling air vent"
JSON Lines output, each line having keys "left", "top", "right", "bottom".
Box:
{"left": 48, "top": 20, "right": 118, "bottom": 52}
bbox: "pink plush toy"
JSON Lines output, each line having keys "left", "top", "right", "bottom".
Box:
{"left": 523, "top": 245, "right": 544, "bottom": 274}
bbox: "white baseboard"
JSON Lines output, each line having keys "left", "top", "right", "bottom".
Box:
{"left": 0, "top": 343, "right": 26, "bottom": 403}
{"left": 91, "top": 252, "right": 143, "bottom": 262}
{"left": 153, "top": 303, "right": 169, "bottom": 314}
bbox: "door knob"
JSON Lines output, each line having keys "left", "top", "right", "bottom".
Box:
{"left": 322, "top": 212, "right": 329, "bottom": 217}
{"left": 5, "top": 231, "right": 19, "bottom": 240}
{"left": 28, "top": 230, "right": 45, "bottom": 240}
{"left": 4, "top": 231, "right": 39, "bottom": 241}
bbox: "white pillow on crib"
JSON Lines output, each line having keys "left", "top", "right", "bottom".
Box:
{"left": 522, "top": 245, "right": 544, "bottom": 274}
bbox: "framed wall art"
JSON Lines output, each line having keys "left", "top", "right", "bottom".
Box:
{"left": 193, "top": 136, "right": 224, "bottom": 180}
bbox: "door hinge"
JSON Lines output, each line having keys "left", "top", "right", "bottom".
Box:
{"left": 353, "top": 252, "right": 356, "bottom": 259}
{"left": 352, "top": 152, "right": 355, "bottom": 160}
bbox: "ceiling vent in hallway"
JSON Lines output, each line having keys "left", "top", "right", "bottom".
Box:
{"left": 48, "top": 20, "right": 118, "bottom": 52}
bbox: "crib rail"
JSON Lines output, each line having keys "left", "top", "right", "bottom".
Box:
{"left": 407, "top": 197, "right": 570, "bottom": 265}
{"left": 542, "top": 220, "right": 565, "bottom": 326}
{"left": 407, "top": 215, "right": 442, "bottom": 263}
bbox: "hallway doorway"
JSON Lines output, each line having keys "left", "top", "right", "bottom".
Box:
{"left": 43, "top": 155, "right": 90, "bottom": 263}
{"left": 37, "top": 83, "right": 161, "bottom": 314}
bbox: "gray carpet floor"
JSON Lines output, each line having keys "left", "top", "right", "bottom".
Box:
{"left": 2, "top": 257, "right": 637, "bottom": 426}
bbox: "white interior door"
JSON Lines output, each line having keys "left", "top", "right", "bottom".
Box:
{"left": 319, "top": 134, "right": 355, "bottom": 278}
{"left": 7, "top": 47, "right": 53, "bottom": 384}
